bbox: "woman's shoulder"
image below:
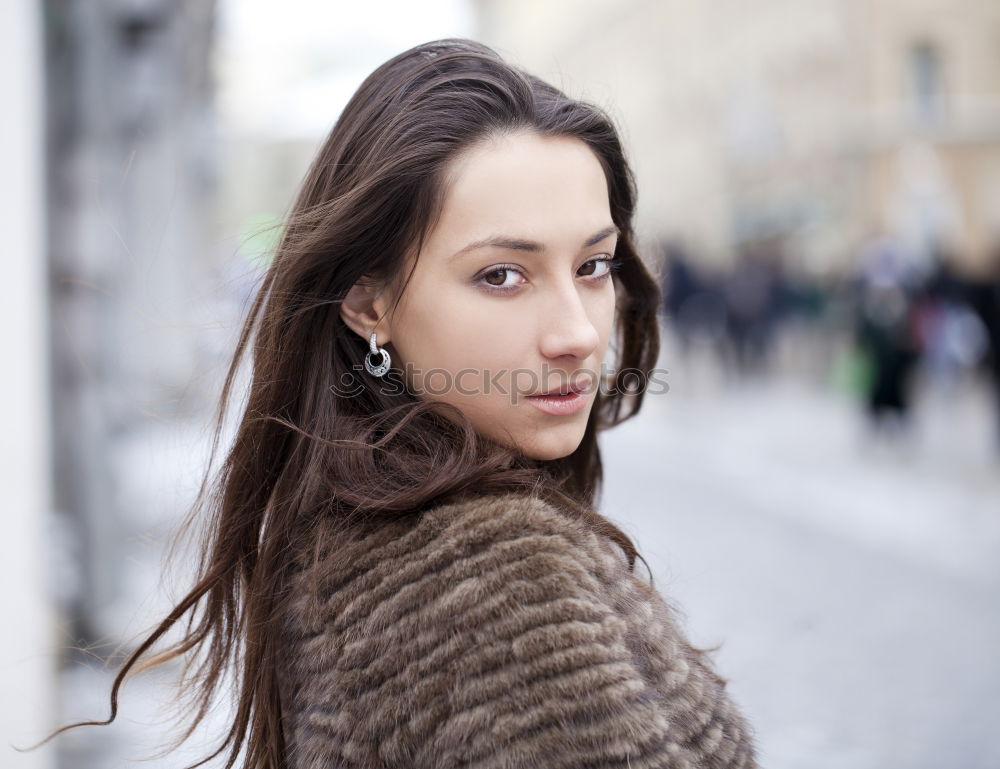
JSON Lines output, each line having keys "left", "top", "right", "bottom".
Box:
{"left": 277, "top": 492, "right": 759, "bottom": 768}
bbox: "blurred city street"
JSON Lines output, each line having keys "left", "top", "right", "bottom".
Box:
{"left": 49, "top": 327, "right": 1000, "bottom": 768}
{"left": 601, "top": 329, "right": 1000, "bottom": 769}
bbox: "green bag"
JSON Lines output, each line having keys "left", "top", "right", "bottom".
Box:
{"left": 830, "top": 342, "right": 874, "bottom": 399}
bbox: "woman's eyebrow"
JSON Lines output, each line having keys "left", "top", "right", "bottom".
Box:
{"left": 452, "top": 224, "right": 620, "bottom": 259}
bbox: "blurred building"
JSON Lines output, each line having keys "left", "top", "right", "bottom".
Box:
{"left": 44, "top": 0, "right": 217, "bottom": 647}
{"left": 474, "top": 0, "right": 1000, "bottom": 280}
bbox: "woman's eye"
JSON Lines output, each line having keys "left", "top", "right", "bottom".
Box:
{"left": 480, "top": 265, "right": 524, "bottom": 290}
{"left": 579, "top": 256, "right": 616, "bottom": 279}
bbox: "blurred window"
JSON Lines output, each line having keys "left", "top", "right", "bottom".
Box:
{"left": 909, "top": 41, "right": 943, "bottom": 125}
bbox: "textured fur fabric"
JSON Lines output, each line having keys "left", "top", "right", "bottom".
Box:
{"left": 276, "top": 492, "right": 760, "bottom": 768}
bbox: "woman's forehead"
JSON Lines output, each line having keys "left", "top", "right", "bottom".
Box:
{"left": 430, "top": 133, "right": 612, "bottom": 255}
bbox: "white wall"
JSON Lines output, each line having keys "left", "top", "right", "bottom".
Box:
{"left": 0, "top": 1, "right": 57, "bottom": 767}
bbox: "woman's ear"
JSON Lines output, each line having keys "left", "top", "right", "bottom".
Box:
{"left": 340, "top": 277, "right": 393, "bottom": 345}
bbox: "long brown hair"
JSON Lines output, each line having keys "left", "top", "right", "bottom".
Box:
{"left": 29, "top": 37, "right": 662, "bottom": 768}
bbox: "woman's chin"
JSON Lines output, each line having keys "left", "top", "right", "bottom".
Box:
{"left": 512, "top": 426, "right": 586, "bottom": 462}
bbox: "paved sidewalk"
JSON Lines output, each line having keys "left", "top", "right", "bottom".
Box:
{"left": 600, "top": 338, "right": 1000, "bottom": 769}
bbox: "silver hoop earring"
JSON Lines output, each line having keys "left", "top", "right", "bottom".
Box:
{"left": 364, "top": 330, "right": 391, "bottom": 378}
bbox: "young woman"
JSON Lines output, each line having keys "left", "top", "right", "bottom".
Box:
{"left": 39, "top": 38, "right": 759, "bottom": 768}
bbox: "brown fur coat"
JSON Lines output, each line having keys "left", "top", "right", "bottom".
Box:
{"left": 275, "top": 492, "right": 760, "bottom": 768}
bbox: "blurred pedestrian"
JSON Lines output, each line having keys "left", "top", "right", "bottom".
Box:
{"left": 721, "top": 240, "right": 783, "bottom": 379}
{"left": 967, "top": 242, "right": 1000, "bottom": 451}
{"left": 852, "top": 233, "right": 921, "bottom": 440}
{"left": 659, "top": 239, "right": 701, "bottom": 355}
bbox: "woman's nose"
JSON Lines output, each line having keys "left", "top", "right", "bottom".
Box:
{"left": 536, "top": 282, "right": 601, "bottom": 360}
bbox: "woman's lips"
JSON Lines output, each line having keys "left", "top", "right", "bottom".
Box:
{"left": 524, "top": 389, "right": 589, "bottom": 416}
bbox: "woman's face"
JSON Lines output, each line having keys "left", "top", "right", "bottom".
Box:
{"left": 350, "top": 130, "right": 619, "bottom": 460}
